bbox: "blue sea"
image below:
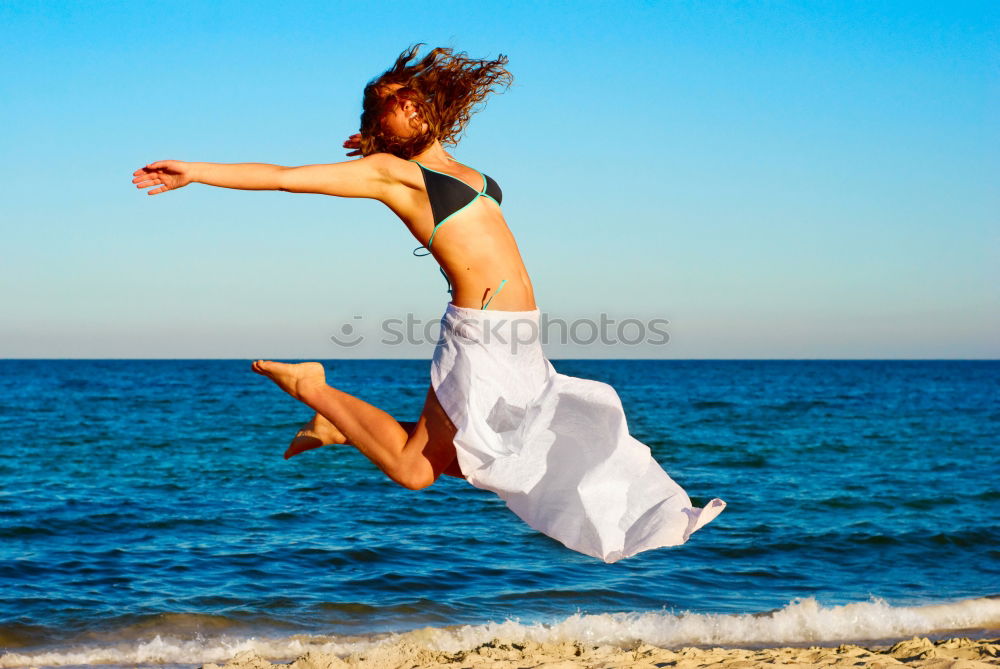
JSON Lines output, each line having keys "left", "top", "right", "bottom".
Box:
{"left": 1, "top": 359, "right": 997, "bottom": 667}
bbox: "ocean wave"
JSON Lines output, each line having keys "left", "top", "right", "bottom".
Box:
{"left": 423, "top": 595, "right": 1000, "bottom": 652}
{"left": 2, "top": 595, "right": 998, "bottom": 667}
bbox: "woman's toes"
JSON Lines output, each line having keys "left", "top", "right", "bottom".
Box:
{"left": 257, "top": 360, "right": 280, "bottom": 375}
{"left": 285, "top": 435, "right": 323, "bottom": 460}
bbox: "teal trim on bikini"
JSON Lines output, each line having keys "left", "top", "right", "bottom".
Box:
{"left": 408, "top": 159, "right": 502, "bottom": 302}
{"left": 482, "top": 279, "right": 508, "bottom": 310}
{"left": 439, "top": 266, "right": 453, "bottom": 295}
{"left": 409, "top": 159, "right": 492, "bottom": 255}
{"left": 410, "top": 160, "right": 487, "bottom": 194}
{"left": 427, "top": 197, "right": 480, "bottom": 247}
{"left": 411, "top": 160, "right": 490, "bottom": 249}
{"left": 410, "top": 197, "right": 478, "bottom": 254}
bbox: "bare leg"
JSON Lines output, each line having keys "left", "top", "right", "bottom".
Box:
{"left": 286, "top": 412, "right": 416, "bottom": 460}
{"left": 252, "top": 360, "right": 457, "bottom": 489}
{"left": 287, "top": 414, "right": 462, "bottom": 478}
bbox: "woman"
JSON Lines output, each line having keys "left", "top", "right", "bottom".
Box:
{"left": 132, "top": 45, "right": 724, "bottom": 562}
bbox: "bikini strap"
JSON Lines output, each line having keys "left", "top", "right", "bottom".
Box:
{"left": 409, "top": 159, "right": 493, "bottom": 298}
{"left": 481, "top": 279, "right": 509, "bottom": 310}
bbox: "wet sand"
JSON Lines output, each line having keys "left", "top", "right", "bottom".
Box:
{"left": 204, "top": 634, "right": 1000, "bottom": 668}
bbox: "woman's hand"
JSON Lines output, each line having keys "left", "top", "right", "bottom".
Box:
{"left": 343, "top": 133, "right": 362, "bottom": 157}
{"left": 132, "top": 160, "right": 196, "bottom": 195}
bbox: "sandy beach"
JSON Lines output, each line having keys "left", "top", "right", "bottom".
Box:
{"left": 204, "top": 635, "right": 1000, "bottom": 668}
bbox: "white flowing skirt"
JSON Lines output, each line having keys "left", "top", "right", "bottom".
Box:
{"left": 430, "top": 302, "right": 725, "bottom": 563}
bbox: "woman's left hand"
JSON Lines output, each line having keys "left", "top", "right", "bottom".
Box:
{"left": 132, "top": 160, "right": 196, "bottom": 195}
{"left": 343, "top": 133, "right": 362, "bottom": 157}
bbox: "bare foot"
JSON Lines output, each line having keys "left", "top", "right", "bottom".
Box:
{"left": 285, "top": 412, "right": 348, "bottom": 460}
{"left": 251, "top": 360, "right": 326, "bottom": 400}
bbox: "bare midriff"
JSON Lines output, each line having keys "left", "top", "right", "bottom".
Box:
{"left": 419, "top": 198, "right": 537, "bottom": 311}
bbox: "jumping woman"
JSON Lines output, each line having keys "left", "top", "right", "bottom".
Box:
{"left": 131, "top": 45, "right": 724, "bottom": 562}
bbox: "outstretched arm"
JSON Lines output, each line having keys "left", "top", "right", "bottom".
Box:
{"left": 133, "top": 154, "right": 394, "bottom": 199}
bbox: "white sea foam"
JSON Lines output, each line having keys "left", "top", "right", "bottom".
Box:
{"left": 421, "top": 595, "right": 1000, "bottom": 652}
{"left": 0, "top": 634, "right": 381, "bottom": 669}
{"left": 2, "top": 595, "right": 997, "bottom": 668}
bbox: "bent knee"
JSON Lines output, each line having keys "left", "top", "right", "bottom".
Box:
{"left": 395, "top": 476, "right": 436, "bottom": 490}
{"left": 390, "top": 462, "right": 437, "bottom": 491}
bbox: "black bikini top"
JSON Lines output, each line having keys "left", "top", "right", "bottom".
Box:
{"left": 409, "top": 160, "right": 503, "bottom": 252}
{"left": 409, "top": 159, "right": 508, "bottom": 306}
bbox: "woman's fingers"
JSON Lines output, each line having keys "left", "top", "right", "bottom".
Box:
{"left": 132, "top": 161, "right": 186, "bottom": 195}
{"left": 132, "top": 175, "right": 173, "bottom": 195}
{"left": 132, "top": 168, "right": 163, "bottom": 186}
{"left": 344, "top": 135, "right": 363, "bottom": 156}
{"left": 132, "top": 161, "right": 191, "bottom": 196}
{"left": 133, "top": 161, "right": 176, "bottom": 179}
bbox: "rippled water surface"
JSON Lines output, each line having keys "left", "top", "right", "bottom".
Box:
{"left": 0, "top": 359, "right": 997, "bottom": 662}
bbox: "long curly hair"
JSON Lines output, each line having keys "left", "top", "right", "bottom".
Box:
{"left": 358, "top": 44, "right": 513, "bottom": 159}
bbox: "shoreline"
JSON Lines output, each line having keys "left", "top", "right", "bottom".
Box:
{"left": 2, "top": 629, "right": 998, "bottom": 668}
{"left": 201, "top": 635, "right": 1000, "bottom": 669}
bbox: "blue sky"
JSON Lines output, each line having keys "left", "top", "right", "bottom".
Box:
{"left": 1, "top": 1, "right": 997, "bottom": 358}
